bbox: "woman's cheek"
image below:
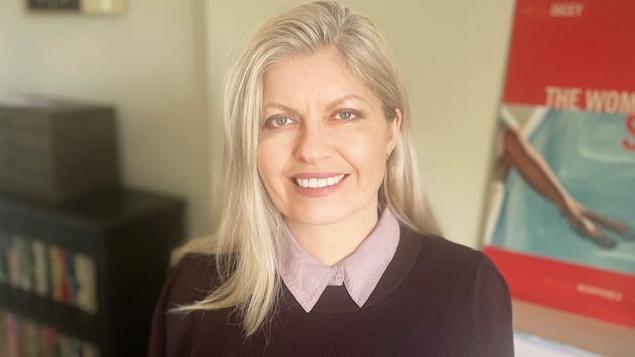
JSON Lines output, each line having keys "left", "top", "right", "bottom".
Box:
{"left": 346, "top": 137, "right": 386, "bottom": 180}
{"left": 257, "top": 145, "right": 278, "bottom": 187}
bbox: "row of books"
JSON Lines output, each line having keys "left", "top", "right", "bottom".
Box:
{"left": 0, "top": 232, "right": 97, "bottom": 314}
{"left": 0, "top": 309, "right": 99, "bottom": 357}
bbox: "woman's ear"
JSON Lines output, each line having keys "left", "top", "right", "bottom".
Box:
{"left": 387, "top": 108, "right": 403, "bottom": 156}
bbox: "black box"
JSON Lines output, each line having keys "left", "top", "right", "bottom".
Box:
{"left": 0, "top": 95, "right": 119, "bottom": 204}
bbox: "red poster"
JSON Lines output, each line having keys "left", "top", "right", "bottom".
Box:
{"left": 482, "top": 0, "right": 635, "bottom": 328}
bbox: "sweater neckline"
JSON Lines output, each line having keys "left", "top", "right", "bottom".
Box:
{"left": 278, "top": 222, "right": 422, "bottom": 314}
{"left": 278, "top": 207, "right": 401, "bottom": 313}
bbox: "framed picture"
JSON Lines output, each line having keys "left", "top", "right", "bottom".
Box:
{"left": 27, "top": 0, "right": 125, "bottom": 14}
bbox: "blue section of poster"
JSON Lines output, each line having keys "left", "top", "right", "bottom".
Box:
{"left": 491, "top": 109, "right": 635, "bottom": 274}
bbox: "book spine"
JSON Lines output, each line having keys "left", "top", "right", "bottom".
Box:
{"left": 32, "top": 239, "right": 48, "bottom": 296}
{"left": 8, "top": 240, "right": 18, "bottom": 287}
{"left": 75, "top": 253, "right": 98, "bottom": 314}
{"left": 49, "top": 245, "right": 63, "bottom": 302}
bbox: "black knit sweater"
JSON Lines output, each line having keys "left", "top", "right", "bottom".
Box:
{"left": 148, "top": 224, "right": 514, "bottom": 356}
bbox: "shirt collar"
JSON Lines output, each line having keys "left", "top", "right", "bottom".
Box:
{"left": 278, "top": 207, "right": 400, "bottom": 313}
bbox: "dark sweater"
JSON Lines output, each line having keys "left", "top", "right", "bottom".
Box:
{"left": 148, "top": 224, "right": 514, "bottom": 356}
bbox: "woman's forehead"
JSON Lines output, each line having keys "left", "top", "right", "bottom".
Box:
{"left": 262, "top": 47, "right": 380, "bottom": 109}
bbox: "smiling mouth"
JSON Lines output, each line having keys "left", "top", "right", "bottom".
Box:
{"left": 292, "top": 174, "right": 349, "bottom": 189}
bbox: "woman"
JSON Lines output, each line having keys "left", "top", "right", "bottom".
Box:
{"left": 148, "top": 1, "right": 513, "bottom": 356}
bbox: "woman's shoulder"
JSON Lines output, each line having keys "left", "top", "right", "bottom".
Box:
{"left": 402, "top": 224, "right": 485, "bottom": 264}
{"left": 148, "top": 244, "right": 235, "bottom": 355}
{"left": 162, "top": 236, "right": 238, "bottom": 301}
{"left": 162, "top": 252, "right": 221, "bottom": 306}
{"left": 401, "top": 225, "right": 508, "bottom": 293}
{"left": 403, "top": 227, "right": 512, "bottom": 339}
{"left": 164, "top": 233, "right": 241, "bottom": 303}
{"left": 405, "top": 231, "right": 513, "bottom": 354}
{"left": 170, "top": 251, "right": 219, "bottom": 279}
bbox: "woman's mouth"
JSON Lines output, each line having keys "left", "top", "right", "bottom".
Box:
{"left": 290, "top": 174, "right": 349, "bottom": 197}
{"left": 294, "top": 174, "right": 346, "bottom": 188}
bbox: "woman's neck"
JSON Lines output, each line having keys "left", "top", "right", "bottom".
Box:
{"left": 285, "top": 202, "right": 380, "bottom": 267}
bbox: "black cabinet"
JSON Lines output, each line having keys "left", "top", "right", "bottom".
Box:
{"left": 0, "top": 188, "right": 185, "bottom": 356}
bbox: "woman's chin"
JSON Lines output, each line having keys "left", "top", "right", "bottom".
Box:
{"left": 285, "top": 208, "right": 351, "bottom": 226}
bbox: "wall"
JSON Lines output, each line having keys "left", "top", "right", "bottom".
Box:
{"left": 206, "top": 0, "right": 515, "bottom": 247}
{"left": 0, "top": 0, "right": 211, "bottom": 238}
{"left": 0, "top": 0, "right": 516, "bottom": 246}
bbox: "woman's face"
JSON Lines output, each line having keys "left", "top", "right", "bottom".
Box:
{"left": 257, "top": 46, "right": 401, "bottom": 226}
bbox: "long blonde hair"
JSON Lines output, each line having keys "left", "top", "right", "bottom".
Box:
{"left": 170, "top": 0, "right": 441, "bottom": 339}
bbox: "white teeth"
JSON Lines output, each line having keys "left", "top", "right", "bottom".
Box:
{"left": 295, "top": 174, "right": 345, "bottom": 188}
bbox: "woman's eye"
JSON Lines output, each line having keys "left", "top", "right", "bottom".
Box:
{"left": 265, "top": 115, "right": 293, "bottom": 128}
{"left": 335, "top": 111, "right": 358, "bottom": 121}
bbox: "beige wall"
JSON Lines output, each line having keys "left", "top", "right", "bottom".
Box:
{"left": 0, "top": 0, "right": 211, "bottom": 237}
{"left": 207, "top": 0, "right": 515, "bottom": 247}
{"left": 0, "top": 0, "right": 515, "bottom": 246}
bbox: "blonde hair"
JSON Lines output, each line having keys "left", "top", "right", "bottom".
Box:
{"left": 170, "top": 0, "right": 441, "bottom": 339}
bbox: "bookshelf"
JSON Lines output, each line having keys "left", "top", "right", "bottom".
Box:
{"left": 0, "top": 187, "right": 185, "bottom": 356}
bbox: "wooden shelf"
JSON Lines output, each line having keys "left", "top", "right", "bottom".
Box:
{"left": 0, "top": 283, "right": 100, "bottom": 344}
{"left": 513, "top": 299, "right": 635, "bottom": 356}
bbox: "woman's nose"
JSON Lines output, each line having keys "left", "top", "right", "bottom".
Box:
{"left": 293, "top": 119, "right": 332, "bottom": 164}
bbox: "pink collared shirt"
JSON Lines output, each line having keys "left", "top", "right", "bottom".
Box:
{"left": 278, "top": 207, "right": 400, "bottom": 313}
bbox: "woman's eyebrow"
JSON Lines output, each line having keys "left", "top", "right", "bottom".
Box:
{"left": 325, "top": 94, "right": 367, "bottom": 111}
{"left": 262, "top": 103, "right": 301, "bottom": 117}
{"left": 263, "top": 94, "right": 368, "bottom": 114}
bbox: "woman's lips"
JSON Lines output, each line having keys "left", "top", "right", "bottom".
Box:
{"left": 293, "top": 172, "right": 346, "bottom": 179}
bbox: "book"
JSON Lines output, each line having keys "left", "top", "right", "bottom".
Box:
{"left": 32, "top": 239, "right": 48, "bottom": 296}
{"left": 74, "top": 253, "right": 97, "bottom": 314}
